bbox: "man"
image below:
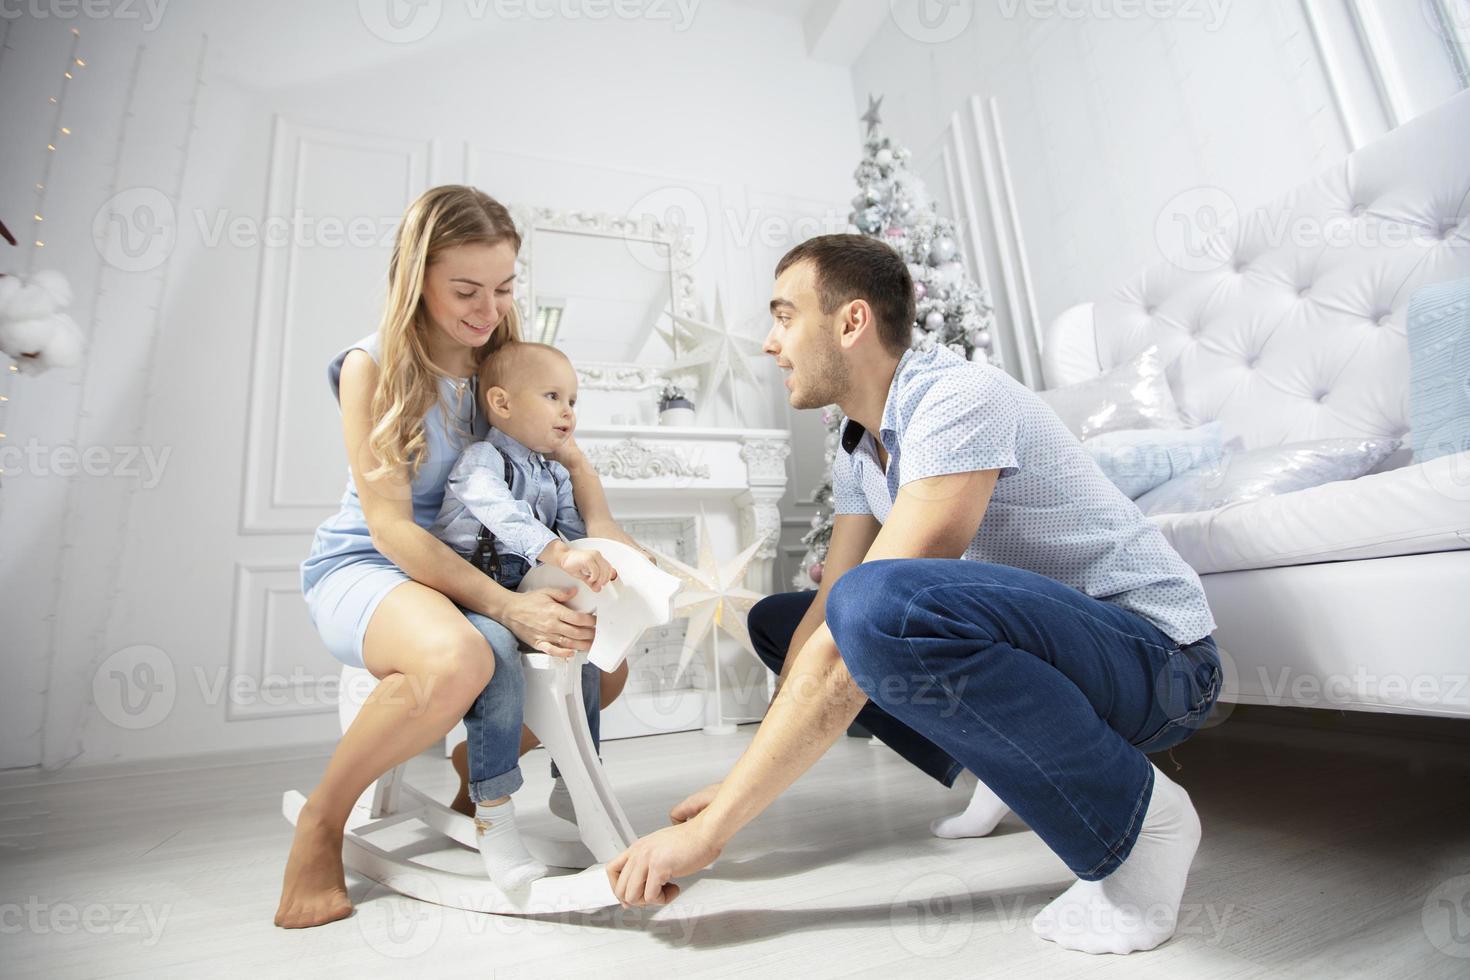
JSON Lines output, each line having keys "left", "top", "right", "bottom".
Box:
{"left": 607, "top": 234, "right": 1222, "bottom": 955}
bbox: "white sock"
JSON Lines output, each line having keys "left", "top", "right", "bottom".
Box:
{"left": 1031, "top": 762, "right": 1202, "bottom": 955}
{"left": 473, "top": 798, "right": 547, "bottom": 895}
{"left": 548, "top": 775, "right": 577, "bottom": 825}
{"left": 931, "top": 776, "right": 1011, "bottom": 838}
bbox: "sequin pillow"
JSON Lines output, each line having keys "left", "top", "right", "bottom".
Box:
{"left": 1039, "top": 345, "right": 1186, "bottom": 440}
{"left": 1134, "top": 437, "right": 1402, "bottom": 517}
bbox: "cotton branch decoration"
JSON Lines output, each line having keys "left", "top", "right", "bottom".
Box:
{"left": 0, "top": 269, "right": 85, "bottom": 375}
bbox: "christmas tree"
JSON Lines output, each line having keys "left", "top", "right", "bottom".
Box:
{"left": 791, "top": 95, "right": 998, "bottom": 590}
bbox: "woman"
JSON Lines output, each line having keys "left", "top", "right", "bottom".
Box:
{"left": 276, "top": 185, "right": 628, "bottom": 928}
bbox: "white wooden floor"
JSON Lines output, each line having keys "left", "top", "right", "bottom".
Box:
{"left": 2, "top": 713, "right": 1467, "bottom": 979}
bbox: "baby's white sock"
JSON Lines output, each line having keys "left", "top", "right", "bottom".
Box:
{"left": 473, "top": 798, "right": 547, "bottom": 895}
{"left": 548, "top": 775, "right": 577, "bottom": 825}
{"left": 1030, "top": 762, "right": 1202, "bottom": 955}
{"left": 931, "top": 776, "right": 1011, "bottom": 838}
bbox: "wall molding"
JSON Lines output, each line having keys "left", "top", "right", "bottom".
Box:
{"left": 227, "top": 561, "right": 335, "bottom": 722}
{"left": 238, "top": 116, "right": 431, "bottom": 535}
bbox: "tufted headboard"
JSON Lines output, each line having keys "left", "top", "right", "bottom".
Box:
{"left": 1043, "top": 88, "right": 1470, "bottom": 453}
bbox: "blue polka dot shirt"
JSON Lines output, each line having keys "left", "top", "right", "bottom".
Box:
{"left": 833, "top": 345, "right": 1216, "bottom": 646}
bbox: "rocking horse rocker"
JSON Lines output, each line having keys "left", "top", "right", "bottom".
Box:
{"left": 281, "top": 539, "right": 683, "bottom": 914}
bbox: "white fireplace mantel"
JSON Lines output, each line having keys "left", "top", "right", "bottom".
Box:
{"left": 576, "top": 424, "right": 791, "bottom": 595}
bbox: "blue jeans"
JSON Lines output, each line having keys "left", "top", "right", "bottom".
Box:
{"left": 460, "top": 609, "right": 601, "bottom": 803}
{"left": 749, "top": 559, "right": 1221, "bottom": 881}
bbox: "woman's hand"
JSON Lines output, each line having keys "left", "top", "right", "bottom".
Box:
{"left": 499, "top": 587, "right": 596, "bottom": 658}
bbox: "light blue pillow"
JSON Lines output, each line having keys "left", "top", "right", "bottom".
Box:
{"left": 1134, "top": 437, "right": 1401, "bottom": 517}
{"left": 1085, "top": 422, "right": 1225, "bottom": 499}
{"left": 1407, "top": 278, "right": 1470, "bottom": 464}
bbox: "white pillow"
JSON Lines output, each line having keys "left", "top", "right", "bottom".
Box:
{"left": 1039, "top": 345, "right": 1185, "bottom": 440}
{"left": 1134, "top": 437, "right": 1402, "bottom": 517}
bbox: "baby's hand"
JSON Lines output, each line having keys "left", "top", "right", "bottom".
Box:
{"left": 559, "top": 549, "right": 618, "bottom": 592}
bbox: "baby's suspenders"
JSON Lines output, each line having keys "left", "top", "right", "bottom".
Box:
{"left": 467, "top": 452, "right": 558, "bottom": 584}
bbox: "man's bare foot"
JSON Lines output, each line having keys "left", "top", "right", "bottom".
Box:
{"left": 274, "top": 802, "right": 352, "bottom": 928}
{"left": 450, "top": 741, "right": 472, "bottom": 817}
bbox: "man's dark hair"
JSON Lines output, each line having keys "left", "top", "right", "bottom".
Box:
{"left": 775, "top": 234, "right": 915, "bottom": 356}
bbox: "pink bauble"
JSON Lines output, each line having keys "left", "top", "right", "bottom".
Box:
{"left": 914, "top": 281, "right": 927, "bottom": 299}
{"left": 809, "top": 562, "right": 824, "bottom": 585}
{"left": 885, "top": 225, "right": 904, "bottom": 239}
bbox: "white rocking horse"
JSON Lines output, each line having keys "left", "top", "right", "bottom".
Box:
{"left": 281, "top": 539, "right": 683, "bottom": 914}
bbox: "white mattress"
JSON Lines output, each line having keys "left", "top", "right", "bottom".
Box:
{"left": 1149, "top": 451, "right": 1470, "bottom": 575}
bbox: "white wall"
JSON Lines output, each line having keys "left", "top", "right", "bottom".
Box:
{"left": 0, "top": 0, "right": 856, "bottom": 769}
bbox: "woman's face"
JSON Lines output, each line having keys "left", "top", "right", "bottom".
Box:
{"left": 421, "top": 240, "right": 519, "bottom": 351}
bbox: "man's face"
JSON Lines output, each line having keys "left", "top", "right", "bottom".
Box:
{"left": 764, "top": 260, "right": 849, "bottom": 410}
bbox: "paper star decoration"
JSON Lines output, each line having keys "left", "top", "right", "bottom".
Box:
{"left": 647, "top": 513, "right": 768, "bottom": 686}
{"left": 667, "top": 289, "right": 764, "bottom": 423}
{"left": 861, "top": 94, "right": 884, "bottom": 134}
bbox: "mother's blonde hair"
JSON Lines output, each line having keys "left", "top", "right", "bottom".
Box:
{"left": 366, "top": 185, "right": 522, "bottom": 481}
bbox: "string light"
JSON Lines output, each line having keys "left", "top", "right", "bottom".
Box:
{"left": 2, "top": 29, "right": 86, "bottom": 496}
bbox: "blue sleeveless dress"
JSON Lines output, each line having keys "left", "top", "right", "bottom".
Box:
{"left": 301, "top": 332, "right": 489, "bottom": 667}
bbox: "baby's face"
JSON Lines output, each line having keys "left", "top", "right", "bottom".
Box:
{"left": 491, "top": 355, "right": 579, "bottom": 454}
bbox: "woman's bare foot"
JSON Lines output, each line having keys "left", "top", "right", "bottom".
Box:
{"left": 450, "top": 741, "right": 473, "bottom": 817}
{"left": 274, "top": 802, "right": 352, "bottom": 928}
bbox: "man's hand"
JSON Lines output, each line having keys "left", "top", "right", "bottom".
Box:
{"left": 670, "top": 782, "right": 723, "bottom": 824}
{"left": 606, "top": 819, "right": 723, "bottom": 908}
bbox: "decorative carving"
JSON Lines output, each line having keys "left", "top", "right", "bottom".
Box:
{"left": 585, "top": 439, "right": 710, "bottom": 481}
{"left": 740, "top": 439, "right": 791, "bottom": 483}
{"left": 575, "top": 363, "right": 671, "bottom": 392}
